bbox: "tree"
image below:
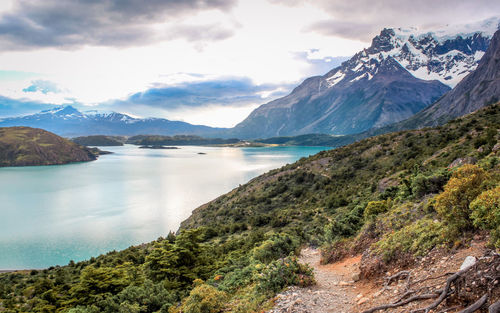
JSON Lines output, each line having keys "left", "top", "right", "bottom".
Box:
{"left": 145, "top": 229, "right": 214, "bottom": 290}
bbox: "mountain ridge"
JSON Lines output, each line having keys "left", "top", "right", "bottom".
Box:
{"left": 229, "top": 19, "right": 499, "bottom": 139}
{"left": 0, "top": 105, "right": 226, "bottom": 137}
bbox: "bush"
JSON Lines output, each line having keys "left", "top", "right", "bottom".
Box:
{"left": 435, "top": 164, "right": 488, "bottom": 232}
{"left": 172, "top": 281, "right": 227, "bottom": 313}
{"left": 324, "top": 205, "right": 364, "bottom": 242}
{"left": 410, "top": 169, "right": 450, "bottom": 198}
{"left": 255, "top": 256, "right": 314, "bottom": 295}
{"left": 471, "top": 186, "right": 500, "bottom": 248}
{"left": 364, "top": 200, "right": 391, "bottom": 220}
{"left": 251, "top": 233, "right": 299, "bottom": 264}
{"left": 375, "top": 218, "right": 445, "bottom": 262}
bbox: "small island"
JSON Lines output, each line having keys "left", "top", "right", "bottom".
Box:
{"left": 138, "top": 145, "right": 179, "bottom": 149}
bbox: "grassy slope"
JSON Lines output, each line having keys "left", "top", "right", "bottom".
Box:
{"left": 0, "top": 105, "right": 498, "bottom": 313}
{"left": 182, "top": 104, "right": 499, "bottom": 238}
{"left": 0, "top": 127, "right": 97, "bottom": 167}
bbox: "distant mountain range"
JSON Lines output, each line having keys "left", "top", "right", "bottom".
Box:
{"left": 229, "top": 18, "right": 499, "bottom": 139}
{"left": 1, "top": 19, "right": 498, "bottom": 140}
{"left": 0, "top": 106, "right": 225, "bottom": 137}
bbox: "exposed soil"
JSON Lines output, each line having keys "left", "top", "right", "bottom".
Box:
{"left": 268, "top": 247, "right": 360, "bottom": 313}
{"left": 268, "top": 239, "right": 492, "bottom": 313}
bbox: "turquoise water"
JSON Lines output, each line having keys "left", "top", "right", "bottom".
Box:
{"left": 0, "top": 145, "right": 328, "bottom": 269}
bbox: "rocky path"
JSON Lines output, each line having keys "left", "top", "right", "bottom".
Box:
{"left": 268, "top": 247, "right": 363, "bottom": 313}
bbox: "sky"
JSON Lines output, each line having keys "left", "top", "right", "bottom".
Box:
{"left": 0, "top": 0, "right": 499, "bottom": 127}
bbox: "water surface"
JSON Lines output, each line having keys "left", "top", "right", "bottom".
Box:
{"left": 0, "top": 145, "right": 328, "bottom": 269}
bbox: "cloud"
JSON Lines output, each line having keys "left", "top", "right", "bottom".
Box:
{"left": 0, "top": 95, "right": 53, "bottom": 117}
{"left": 110, "top": 77, "right": 294, "bottom": 110}
{"left": 23, "top": 80, "right": 60, "bottom": 94}
{"left": 293, "top": 50, "right": 350, "bottom": 76}
{"left": 295, "top": 0, "right": 500, "bottom": 41}
{"left": 0, "top": 0, "right": 236, "bottom": 50}
{"left": 166, "top": 24, "right": 235, "bottom": 42}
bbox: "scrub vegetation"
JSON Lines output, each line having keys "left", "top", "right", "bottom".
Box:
{"left": 0, "top": 104, "right": 499, "bottom": 312}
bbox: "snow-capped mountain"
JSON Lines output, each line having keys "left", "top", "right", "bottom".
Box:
{"left": 229, "top": 18, "right": 499, "bottom": 139}
{"left": 340, "top": 17, "right": 499, "bottom": 88}
{"left": 393, "top": 28, "right": 500, "bottom": 130}
{"left": 0, "top": 106, "right": 225, "bottom": 137}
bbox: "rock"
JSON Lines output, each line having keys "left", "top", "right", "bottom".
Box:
{"left": 373, "top": 289, "right": 384, "bottom": 297}
{"left": 448, "top": 157, "right": 477, "bottom": 168}
{"left": 377, "top": 177, "right": 399, "bottom": 192}
{"left": 339, "top": 281, "right": 351, "bottom": 286}
{"left": 352, "top": 272, "right": 360, "bottom": 282}
{"left": 460, "top": 256, "right": 477, "bottom": 270}
{"left": 357, "top": 297, "right": 369, "bottom": 305}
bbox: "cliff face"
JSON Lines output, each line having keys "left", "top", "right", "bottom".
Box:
{"left": 396, "top": 29, "right": 500, "bottom": 128}
{"left": 230, "top": 56, "right": 449, "bottom": 139}
{"left": 0, "top": 126, "right": 97, "bottom": 167}
{"left": 230, "top": 20, "right": 500, "bottom": 139}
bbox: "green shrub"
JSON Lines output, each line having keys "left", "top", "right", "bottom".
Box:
{"left": 251, "top": 233, "right": 299, "bottom": 264}
{"left": 364, "top": 200, "right": 391, "bottom": 220}
{"left": 471, "top": 186, "right": 500, "bottom": 248}
{"left": 410, "top": 169, "right": 450, "bottom": 198}
{"left": 324, "top": 205, "right": 364, "bottom": 242}
{"left": 255, "top": 256, "right": 314, "bottom": 295}
{"left": 375, "top": 218, "right": 445, "bottom": 261}
{"left": 172, "top": 281, "right": 227, "bottom": 313}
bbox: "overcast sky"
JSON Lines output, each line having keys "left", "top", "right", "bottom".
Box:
{"left": 0, "top": 0, "right": 498, "bottom": 126}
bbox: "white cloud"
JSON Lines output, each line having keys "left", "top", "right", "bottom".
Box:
{"left": 0, "top": 0, "right": 496, "bottom": 126}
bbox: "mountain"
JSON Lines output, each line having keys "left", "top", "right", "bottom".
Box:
{"left": 0, "top": 106, "right": 225, "bottom": 137}
{"left": 0, "top": 127, "right": 99, "bottom": 167}
{"left": 2, "top": 101, "right": 499, "bottom": 312}
{"left": 229, "top": 19, "right": 499, "bottom": 139}
{"left": 392, "top": 28, "right": 500, "bottom": 129}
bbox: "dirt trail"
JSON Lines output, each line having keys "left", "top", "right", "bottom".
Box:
{"left": 268, "top": 241, "right": 488, "bottom": 313}
{"left": 268, "top": 247, "right": 363, "bottom": 313}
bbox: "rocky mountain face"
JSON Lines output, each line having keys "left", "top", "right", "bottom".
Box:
{"left": 229, "top": 19, "right": 499, "bottom": 139}
{"left": 0, "top": 106, "right": 225, "bottom": 137}
{"left": 395, "top": 28, "right": 500, "bottom": 128}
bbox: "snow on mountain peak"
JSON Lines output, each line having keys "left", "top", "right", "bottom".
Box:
{"left": 394, "top": 17, "right": 500, "bottom": 42}
{"left": 323, "top": 17, "right": 499, "bottom": 88}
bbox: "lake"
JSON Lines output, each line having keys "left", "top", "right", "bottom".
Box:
{"left": 0, "top": 145, "right": 328, "bottom": 269}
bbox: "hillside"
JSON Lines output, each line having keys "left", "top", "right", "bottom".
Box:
{"left": 72, "top": 135, "right": 125, "bottom": 146}
{"left": 0, "top": 103, "right": 498, "bottom": 312}
{"left": 127, "top": 135, "right": 240, "bottom": 146}
{"left": 0, "top": 127, "right": 99, "bottom": 167}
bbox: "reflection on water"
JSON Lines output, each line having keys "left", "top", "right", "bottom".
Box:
{"left": 0, "top": 145, "right": 328, "bottom": 269}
